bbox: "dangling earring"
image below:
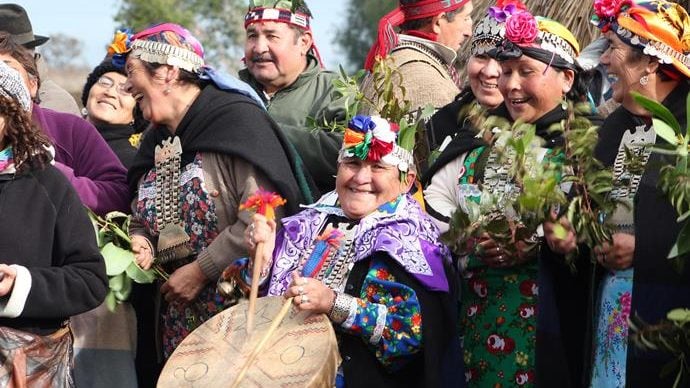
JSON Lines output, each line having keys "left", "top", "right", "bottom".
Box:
{"left": 560, "top": 96, "right": 568, "bottom": 110}
{"left": 640, "top": 74, "right": 649, "bottom": 86}
{"left": 80, "top": 107, "right": 88, "bottom": 117}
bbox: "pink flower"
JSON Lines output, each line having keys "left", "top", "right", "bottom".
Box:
{"left": 593, "top": 0, "right": 621, "bottom": 19}
{"left": 619, "top": 292, "right": 632, "bottom": 316}
{"left": 505, "top": 11, "right": 539, "bottom": 45}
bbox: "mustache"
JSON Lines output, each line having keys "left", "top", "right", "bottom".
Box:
{"left": 250, "top": 54, "right": 274, "bottom": 63}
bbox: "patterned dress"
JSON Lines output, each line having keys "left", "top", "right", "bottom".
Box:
{"left": 134, "top": 154, "right": 225, "bottom": 357}
{"left": 457, "top": 146, "right": 539, "bottom": 387}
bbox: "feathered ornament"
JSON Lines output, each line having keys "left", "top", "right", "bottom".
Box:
{"left": 239, "top": 188, "right": 286, "bottom": 221}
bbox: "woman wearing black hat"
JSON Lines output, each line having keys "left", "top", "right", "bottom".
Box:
{"left": 81, "top": 56, "right": 147, "bottom": 169}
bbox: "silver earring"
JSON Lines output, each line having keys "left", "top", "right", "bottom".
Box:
{"left": 164, "top": 87, "right": 171, "bottom": 95}
{"left": 640, "top": 75, "right": 649, "bottom": 86}
{"left": 560, "top": 97, "right": 568, "bottom": 110}
{"left": 80, "top": 107, "right": 88, "bottom": 117}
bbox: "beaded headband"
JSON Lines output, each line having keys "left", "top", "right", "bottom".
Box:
{"left": 471, "top": 0, "right": 527, "bottom": 56}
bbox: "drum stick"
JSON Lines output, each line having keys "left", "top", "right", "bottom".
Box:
{"left": 232, "top": 297, "right": 293, "bottom": 387}
{"left": 246, "top": 242, "right": 264, "bottom": 334}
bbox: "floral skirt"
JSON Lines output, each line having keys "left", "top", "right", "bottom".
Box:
{"left": 591, "top": 268, "right": 634, "bottom": 388}
{"left": 460, "top": 261, "right": 538, "bottom": 387}
{"left": 161, "top": 283, "right": 226, "bottom": 358}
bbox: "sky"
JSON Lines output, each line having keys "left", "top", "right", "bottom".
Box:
{"left": 17, "top": 0, "right": 349, "bottom": 70}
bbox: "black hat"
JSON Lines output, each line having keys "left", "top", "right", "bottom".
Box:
{"left": 0, "top": 4, "right": 49, "bottom": 49}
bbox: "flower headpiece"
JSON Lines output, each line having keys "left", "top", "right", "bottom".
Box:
{"left": 339, "top": 115, "right": 414, "bottom": 173}
{"left": 592, "top": 0, "right": 690, "bottom": 79}
{"left": 0, "top": 60, "right": 31, "bottom": 112}
{"left": 472, "top": 0, "right": 527, "bottom": 56}
{"left": 496, "top": 9, "right": 580, "bottom": 67}
{"left": 364, "top": 0, "right": 471, "bottom": 71}
{"left": 108, "top": 23, "right": 205, "bottom": 74}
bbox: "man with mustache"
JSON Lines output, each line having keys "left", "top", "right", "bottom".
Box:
{"left": 240, "top": 0, "right": 346, "bottom": 194}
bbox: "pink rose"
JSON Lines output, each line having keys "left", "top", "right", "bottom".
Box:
{"left": 594, "top": 0, "right": 620, "bottom": 19}
{"left": 505, "top": 11, "right": 539, "bottom": 45}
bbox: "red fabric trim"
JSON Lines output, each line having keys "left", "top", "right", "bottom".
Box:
{"left": 404, "top": 30, "right": 438, "bottom": 42}
{"left": 364, "top": 0, "right": 469, "bottom": 70}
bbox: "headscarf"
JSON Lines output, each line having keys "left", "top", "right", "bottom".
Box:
{"left": 471, "top": 0, "right": 527, "bottom": 57}
{"left": 592, "top": 0, "right": 690, "bottom": 79}
{"left": 364, "top": 0, "right": 471, "bottom": 71}
{"left": 107, "top": 24, "right": 264, "bottom": 107}
{"left": 339, "top": 115, "right": 415, "bottom": 173}
{"left": 244, "top": 0, "right": 324, "bottom": 66}
{"left": 493, "top": 8, "right": 581, "bottom": 71}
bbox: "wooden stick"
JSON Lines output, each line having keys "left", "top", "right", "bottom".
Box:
{"left": 231, "top": 297, "right": 293, "bottom": 388}
{"left": 246, "top": 242, "right": 264, "bottom": 334}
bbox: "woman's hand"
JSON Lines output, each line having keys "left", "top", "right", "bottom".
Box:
{"left": 160, "top": 261, "right": 208, "bottom": 307}
{"left": 544, "top": 216, "right": 577, "bottom": 255}
{"left": 285, "top": 272, "right": 336, "bottom": 315}
{"left": 131, "top": 235, "right": 154, "bottom": 270}
{"left": 594, "top": 233, "right": 635, "bottom": 271}
{"left": 245, "top": 214, "right": 276, "bottom": 275}
{"left": 0, "top": 264, "right": 16, "bottom": 297}
{"left": 475, "top": 234, "right": 511, "bottom": 268}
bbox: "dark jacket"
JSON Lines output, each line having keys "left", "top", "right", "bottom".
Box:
{"left": 240, "top": 55, "right": 346, "bottom": 193}
{"left": 0, "top": 165, "right": 107, "bottom": 335}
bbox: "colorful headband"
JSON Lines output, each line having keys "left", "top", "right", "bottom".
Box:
{"left": 108, "top": 23, "right": 205, "bottom": 74}
{"left": 339, "top": 115, "right": 414, "bottom": 173}
{"left": 244, "top": 7, "right": 310, "bottom": 29}
{"left": 364, "top": 0, "right": 470, "bottom": 71}
{"left": 0, "top": 60, "right": 31, "bottom": 112}
{"left": 592, "top": 0, "right": 690, "bottom": 79}
{"left": 497, "top": 10, "right": 580, "bottom": 65}
{"left": 471, "top": 0, "right": 527, "bottom": 56}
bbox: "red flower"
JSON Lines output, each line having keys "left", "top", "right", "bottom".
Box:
{"left": 367, "top": 138, "right": 394, "bottom": 162}
{"left": 519, "top": 280, "right": 538, "bottom": 297}
{"left": 497, "top": 0, "right": 527, "bottom": 10}
{"left": 505, "top": 11, "right": 539, "bottom": 45}
{"left": 467, "top": 303, "right": 482, "bottom": 317}
{"left": 391, "top": 319, "right": 403, "bottom": 331}
{"left": 376, "top": 268, "right": 390, "bottom": 280}
{"left": 469, "top": 278, "right": 488, "bottom": 298}
{"left": 411, "top": 313, "right": 422, "bottom": 326}
{"left": 515, "top": 370, "right": 535, "bottom": 385}
{"left": 518, "top": 303, "right": 536, "bottom": 319}
{"left": 486, "top": 333, "right": 515, "bottom": 354}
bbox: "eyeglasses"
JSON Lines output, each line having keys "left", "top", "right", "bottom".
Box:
{"left": 96, "top": 75, "right": 130, "bottom": 95}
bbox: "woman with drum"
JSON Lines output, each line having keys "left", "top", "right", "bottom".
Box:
{"left": 246, "top": 115, "right": 461, "bottom": 387}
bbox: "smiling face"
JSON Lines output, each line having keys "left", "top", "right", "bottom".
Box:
{"left": 335, "top": 157, "right": 414, "bottom": 220}
{"left": 600, "top": 31, "right": 651, "bottom": 110}
{"left": 435, "top": 2, "right": 474, "bottom": 51}
{"left": 124, "top": 57, "right": 170, "bottom": 125}
{"left": 86, "top": 72, "right": 136, "bottom": 126}
{"left": 244, "top": 21, "right": 311, "bottom": 94}
{"left": 467, "top": 54, "right": 503, "bottom": 108}
{"left": 498, "top": 55, "right": 574, "bottom": 123}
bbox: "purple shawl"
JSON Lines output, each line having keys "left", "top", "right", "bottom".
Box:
{"left": 266, "top": 193, "right": 451, "bottom": 295}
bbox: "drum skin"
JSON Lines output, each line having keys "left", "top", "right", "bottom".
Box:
{"left": 158, "top": 296, "right": 340, "bottom": 387}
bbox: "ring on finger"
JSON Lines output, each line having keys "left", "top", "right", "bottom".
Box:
{"left": 300, "top": 294, "right": 309, "bottom": 304}
{"left": 298, "top": 286, "right": 304, "bottom": 295}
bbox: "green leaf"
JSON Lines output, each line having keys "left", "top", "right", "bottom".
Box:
{"left": 114, "top": 276, "right": 132, "bottom": 301}
{"left": 105, "top": 291, "right": 117, "bottom": 312}
{"left": 632, "top": 91, "right": 681, "bottom": 133}
{"left": 552, "top": 223, "right": 568, "bottom": 240}
{"left": 668, "top": 222, "right": 690, "bottom": 258}
{"left": 101, "top": 242, "right": 135, "bottom": 276}
{"left": 653, "top": 118, "right": 681, "bottom": 145}
{"left": 109, "top": 273, "right": 124, "bottom": 292}
{"left": 125, "top": 261, "right": 156, "bottom": 284}
{"left": 667, "top": 308, "right": 690, "bottom": 323}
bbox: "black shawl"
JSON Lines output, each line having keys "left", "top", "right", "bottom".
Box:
{"left": 96, "top": 122, "right": 139, "bottom": 170}
{"left": 128, "top": 84, "right": 317, "bottom": 215}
